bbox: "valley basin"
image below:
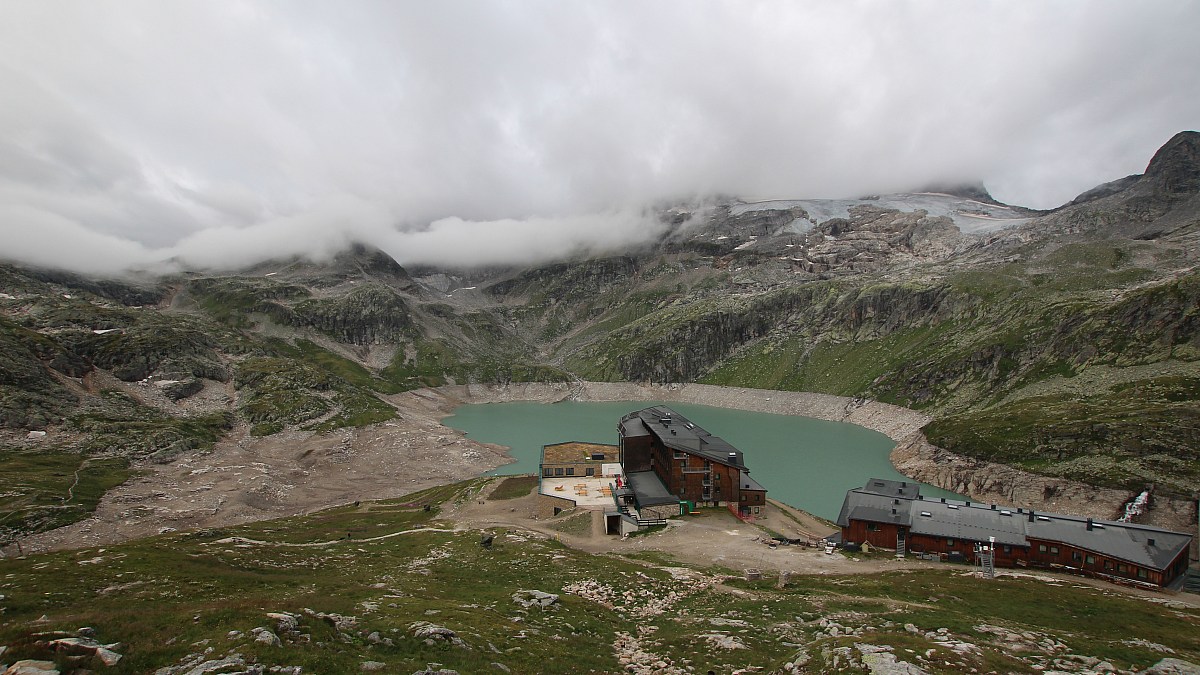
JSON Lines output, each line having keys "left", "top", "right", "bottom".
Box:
{"left": 443, "top": 399, "right": 960, "bottom": 521}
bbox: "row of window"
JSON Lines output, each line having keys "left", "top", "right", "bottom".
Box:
{"left": 542, "top": 467, "right": 596, "bottom": 477}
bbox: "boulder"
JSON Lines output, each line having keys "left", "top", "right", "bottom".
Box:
{"left": 3, "top": 662, "right": 60, "bottom": 675}
{"left": 408, "top": 621, "right": 467, "bottom": 648}
{"left": 44, "top": 636, "right": 123, "bottom": 666}
{"left": 1145, "top": 659, "right": 1200, "bottom": 675}
{"left": 511, "top": 589, "right": 559, "bottom": 609}
{"left": 252, "top": 629, "right": 282, "bottom": 647}
{"left": 266, "top": 612, "right": 300, "bottom": 635}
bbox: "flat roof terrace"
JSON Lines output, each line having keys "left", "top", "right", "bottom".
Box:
{"left": 540, "top": 476, "right": 616, "bottom": 507}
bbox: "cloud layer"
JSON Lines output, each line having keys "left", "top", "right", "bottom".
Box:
{"left": 1, "top": 1, "right": 1198, "bottom": 275}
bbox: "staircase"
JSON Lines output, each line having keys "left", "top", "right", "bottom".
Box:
{"left": 895, "top": 531, "right": 906, "bottom": 558}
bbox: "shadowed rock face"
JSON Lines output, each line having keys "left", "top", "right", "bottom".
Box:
{"left": 1142, "top": 130, "right": 1200, "bottom": 197}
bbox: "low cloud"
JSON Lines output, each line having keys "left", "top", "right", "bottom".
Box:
{"left": 0, "top": 2, "right": 1197, "bottom": 275}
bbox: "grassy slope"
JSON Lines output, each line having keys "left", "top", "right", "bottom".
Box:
{"left": 0, "top": 480, "right": 1196, "bottom": 674}
{"left": 0, "top": 452, "right": 132, "bottom": 543}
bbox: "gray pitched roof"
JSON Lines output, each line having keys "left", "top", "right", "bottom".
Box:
{"left": 836, "top": 490, "right": 909, "bottom": 528}
{"left": 620, "top": 406, "right": 745, "bottom": 468}
{"left": 739, "top": 471, "right": 766, "bottom": 492}
{"left": 1026, "top": 513, "right": 1191, "bottom": 571}
{"left": 840, "top": 479, "right": 1193, "bottom": 571}
{"left": 909, "top": 500, "right": 1028, "bottom": 547}
{"left": 624, "top": 470, "right": 677, "bottom": 507}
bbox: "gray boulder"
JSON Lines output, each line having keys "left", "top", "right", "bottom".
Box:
{"left": 511, "top": 589, "right": 559, "bottom": 609}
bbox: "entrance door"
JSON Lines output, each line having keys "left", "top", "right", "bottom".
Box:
{"left": 606, "top": 514, "right": 621, "bottom": 535}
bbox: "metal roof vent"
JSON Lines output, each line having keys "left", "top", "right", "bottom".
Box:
{"left": 1000, "top": 510, "right": 1012, "bottom": 516}
{"left": 1037, "top": 516, "right": 1051, "bottom": 521}
{"left": 1092, "top": 523, "right": 1105, "bottom": 529}
{"left": 947, "top": 505, "right": 959, "bottom": 510}
{"left": 920, "top": 511, "right": 932, "bottom": 517}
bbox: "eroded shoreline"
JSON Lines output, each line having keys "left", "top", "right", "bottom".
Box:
{"left": 14, "top": 380, "right": 1196, "bottom": 555}
{"left": 411, "top": 381, "right": 1196, "bottom": 542}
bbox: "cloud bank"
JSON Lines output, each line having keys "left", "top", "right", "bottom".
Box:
{"left": 1, "top": 1, "right": 1198, "bottom": 275}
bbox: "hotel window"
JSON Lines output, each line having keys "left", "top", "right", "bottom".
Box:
{"left": 1072, "top": 552, "right": 1082, "bottom": 562}
{"left": 566, "top": 468, "right": 574, "bottom": 476}
{"left": 1038, "top": 544, "right": 1047, "bottom": 553}
{"left": 674, "top": 450, "right": 686, "bottom": 459}
{"left": 554, "top": 468, "right": 564, "bottom": 476}
{"left": 1003, "top": 545, "right": 1012, "bottom": 554}
{"left": 946, "top": 538, "right": 955, "bottom": 547}
{"left": 1049, "top": 546, "right": 1059, "bottom": 555}
{"left": 1085, "top": 555, "right": 1096, "bottom": 565}
{"left": 1104, "top": 561, "right": 1113, "bottom": 570}
{"left": 867, "top": 523, "right": 881, "bottom": 532}
{"left": 586, "top": 467, "right": 595, "bottom": 476}
{"left": 1137, "top": 569, "right": 1148, "bottom": 580}
{"left": 544, "top": 469, "right": 553, "bottom": 477}
{"left": 1118, "top": 564, "right": 1127, "bottom": 573}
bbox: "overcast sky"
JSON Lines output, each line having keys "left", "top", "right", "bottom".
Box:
{"left": 1, "top": 1, "right": 1198, "bottom": 275}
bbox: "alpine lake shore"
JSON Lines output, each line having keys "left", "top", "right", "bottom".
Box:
{"left": 1, "top": 382, "right": 1199, "bottom": 674}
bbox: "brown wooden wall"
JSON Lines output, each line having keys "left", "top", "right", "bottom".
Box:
{"left": 620, "top": 435, "right": 652, "bottom": 473}
{"left": 845, "top": 515, "right": 1187, "bottom": 587}
{"left": 842, "top": 521, "right": 903, "bottom": 549}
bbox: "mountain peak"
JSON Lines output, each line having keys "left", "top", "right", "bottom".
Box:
{"left": 1141, "top": 130, "right": 1200, "bottom": 196}
{"left": 915, "top": 181, "right": 999, "bottom": 205}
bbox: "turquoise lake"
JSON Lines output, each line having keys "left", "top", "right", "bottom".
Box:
{"left": 443, "top": 400, "right": 960, "bottom": 521}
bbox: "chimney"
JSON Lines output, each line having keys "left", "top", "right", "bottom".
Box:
{"left": 965, "top": 501, "right": 971, "bottom": 507}
{"left": 1028, "top": 510, "right": 1035, "bottom": 522}
{"left": 1148, "top": 538, "right": 1156, "bottom": 547}
{"left": 1086, "top": 518, "right": 1093, "bottom": 531}
{"left": 940, "top": 497, "right": 946, "bottom": 503}
{"left": 991, "top": 504, "right": 997, "bottom": 510}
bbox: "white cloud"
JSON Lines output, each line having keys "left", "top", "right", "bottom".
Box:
{"left": 0, "top": 1, "right": 1197, "bottom": 274}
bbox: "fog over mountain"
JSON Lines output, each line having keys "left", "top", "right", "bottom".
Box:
{"left": 1, "top": 1, "right": 1198, "bottom": 275}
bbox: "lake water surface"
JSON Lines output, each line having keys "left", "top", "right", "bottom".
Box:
{"left": 443, "top": 400, "right": 959, "bottom": 521}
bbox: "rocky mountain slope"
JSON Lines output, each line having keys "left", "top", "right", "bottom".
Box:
{"left": 2, "top": 132, "right": 1199, "bottom": 541}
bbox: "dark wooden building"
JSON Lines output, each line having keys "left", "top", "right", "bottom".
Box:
{"left": 837, "top": 479, "right": 1193, "bottom": 588}
{"left": 618, "top": 406, "right": 767, "bottom": 517}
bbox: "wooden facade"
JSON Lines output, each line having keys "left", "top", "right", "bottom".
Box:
{"left": 618, "top": 407, "right": 767, "bottom": 516}
{"left": 838, "top": 479, "right": 1194, "bottom": 588}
